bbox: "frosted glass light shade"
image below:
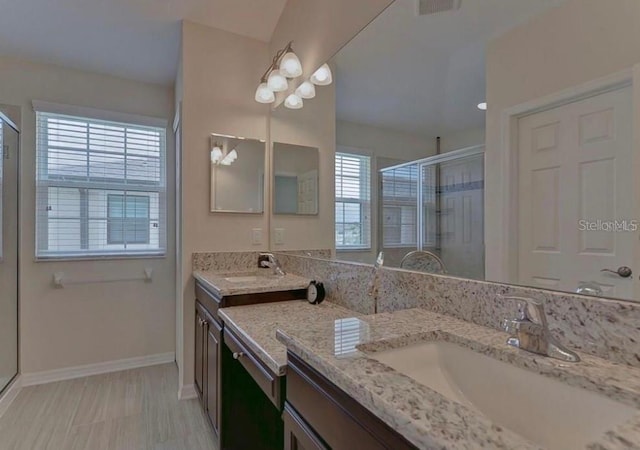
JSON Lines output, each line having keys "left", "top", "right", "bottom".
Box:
{"left": 310, "top": 63, "right": 332, "bottom": 86}
{"left": 267, "top": 71, "right": 288, "bottom": 92}
{"left": 210, "top": 147, "right": 223, "bottom": 163}
{"left": 477, "top": 102, "right": 487, "bottom": 111}
{"left": 220, "top": 149, "right": 238, "bottom": 166}
{"left": 295, "top": 81, "right": 316, "bottom": 99}
{"left": 284, "top": 94, "right": 303, "bottom": 110}
{"left": 255, "top": 83, "right": 275, "bottom": 103}
{"left": 279, "top": 52, "right": 303, "bottom": 78}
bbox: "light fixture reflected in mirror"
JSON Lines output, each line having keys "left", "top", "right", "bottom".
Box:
{"left": 284, "top": 94, "right": 303, "bottom": 109}
{"left": 210, "top": 144, "right": 223, "bottom": 164}
{"left": 210, "top": 140, "right": 239, "bottom": 166}
{"left": 310, "top": 63, "right": 333, "bottom": 86}
{"left": 295, "top": 81, "right": 316, "bottom": 99}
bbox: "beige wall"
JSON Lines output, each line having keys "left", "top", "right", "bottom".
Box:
{"left": 0, "top": 55, "right": 176, "bottom": 374}
{"left": 177, "top": 0, "right": 399, "bottom": 393}
{"left": 485, "top": 0, "right": 640, "bottom": 281}
{"left": 270, "top": 83, "right": 336, "bottom": 251}
{"left": 178, "top": 21, "right": 270, "bottom": 392}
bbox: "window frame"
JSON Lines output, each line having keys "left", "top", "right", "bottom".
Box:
{"left": 381, "top": 164, "right": 419, "bottom": 249}
{"left": 34, "top": 103, "right": 167, "bottom": 261}
{"left": 335, "top": 150, "right": 372, "bottom": 251}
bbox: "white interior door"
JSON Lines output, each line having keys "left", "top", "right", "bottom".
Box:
{"left": 518, "top": 85, "right": 635, "bottom": 299}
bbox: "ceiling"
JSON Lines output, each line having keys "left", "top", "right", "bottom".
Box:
{"left": 0, "top": 0, "right": 288, "bottom": 86}
{"left": 334, "top": 0, "right": 567, "bottom": 137}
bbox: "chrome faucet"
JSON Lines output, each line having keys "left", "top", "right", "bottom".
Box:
{"left": 368, "top": 252, "right": 384, "bottom": 313}
{"left": 502, "top": 296, "right": 580, "bottom": 362}
{"left": 259, "top": 253, "right": 285, "bottom": 276}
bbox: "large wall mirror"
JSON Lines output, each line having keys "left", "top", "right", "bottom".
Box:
{"left": 210, "top": 133, "right": 265, "bottom": 213}
{"left": 296, "top": 0, "right": 640, "bottom": 304}
{"left": 273, "top": 142, "right": 319, "bottom": 215}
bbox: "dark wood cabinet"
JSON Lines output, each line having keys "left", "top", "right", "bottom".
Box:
{"left": 194, "top": 279, "right": 306, "bottom": 447}
{"left": 194, "top": 303, "right": 206, "bottom": 400}
{"left": 206, "top": 318, "right": 222, "bottom": 434}
{"left": 283, "top": 403, "right": 328, "bottom": 450}
{"left": 285, "top": 352, "right": 417, "bottom": 450}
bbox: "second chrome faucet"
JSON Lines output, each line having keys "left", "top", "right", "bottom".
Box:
{"left": 502, "top": 296, "right": 580, "bottom": 362}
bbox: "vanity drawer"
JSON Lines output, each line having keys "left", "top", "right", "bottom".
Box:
{"left": 195, "top": 281, "right": 222, "bottom": 320}
{"left": 287, "top": 352, "right": 416, "bottom": 450}
{"left": 224, "top": 328, "right": 282, "bottom": 408}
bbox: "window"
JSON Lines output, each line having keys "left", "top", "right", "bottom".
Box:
{"left": 35, "top": 109, "right": 166, "bottom": 259}
{"left": 107, "top": 194, "right": 150, "bottom": 245}
{"left": 381, "top": 165, "right": 418, "bottom": 247}
{"left": 335, "top": 152, "right": 371, "bottom": 249}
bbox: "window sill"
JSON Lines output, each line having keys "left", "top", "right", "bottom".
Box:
{"left": 35, "top": 253, "right": 166, "bottom": 262}
{"left": 336, "top": 247, "right": 372, "bottom": 252}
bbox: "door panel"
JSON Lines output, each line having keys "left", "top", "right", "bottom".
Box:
{"left": 518, "top": 85, "right": 634, "bottom": 299}
{"left": 194, "top": 306, "right": 205, "bottom": 400}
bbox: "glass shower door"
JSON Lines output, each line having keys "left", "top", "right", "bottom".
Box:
{"left": 0, "top": 117, "right": 19, "bottom": 394}
{"left": 422, "top": 153, "right": 484, "bottom": 279}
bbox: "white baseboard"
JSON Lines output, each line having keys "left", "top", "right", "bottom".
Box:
{"left": 0, "top": 376, "right": 22, "bottom": 418}
{"left": 178, "top": 383, "right": 198, "bottom": 400}
{"left": 22, "top": 352, "right": 176, "bottom": 387}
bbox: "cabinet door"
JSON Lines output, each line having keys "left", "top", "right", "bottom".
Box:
{"left": 206, "top": 319, "right": 222, "bottom": 434}
{"left": 283, "top": 404, "right": 328, "bottom": 450}
{"left": 194, "top": 305, "right": 205, "bottom": 400}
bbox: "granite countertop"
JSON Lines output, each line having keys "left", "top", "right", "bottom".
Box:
{"left": 276, "top": 307, "right": 640, "bottom": 450}
{"left": 218, "top": 300, "right": 358, "bottom": 375}
{"left": 193, "top": 269, "right": 311, "bottom": 297}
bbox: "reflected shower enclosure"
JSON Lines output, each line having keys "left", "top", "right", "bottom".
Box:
{"left": 380, "top": 146, "right": 485, "bottom": 279}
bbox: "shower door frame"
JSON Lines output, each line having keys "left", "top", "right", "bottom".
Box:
{"left": 378, "top": 144, "right": 485, "bottom": 257}
{"left": 0, "top": 110, "right": 20, "bottom": 397}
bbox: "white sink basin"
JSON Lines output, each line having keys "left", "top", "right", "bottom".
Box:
{"left": 369, "top": 341, "right": 637, "bottom": 449}
{"left": 224, "top": 276, "right": 260, "bottom": 283}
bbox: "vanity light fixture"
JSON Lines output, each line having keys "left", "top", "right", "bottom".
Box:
{"left": 284, "top": 94, "right": 303, "bottom": 110}
{"left": 255, "top": 82, "right": 275, "bottom": 103}
{"left": 477, "top": 102, "right": 487, "bottom": 111}
{"left": 310, "top": 63, "right": 333, "bottom": 86}
{"left": 295, "top": 80, "right": 316, "bottom": 99}
{"left": 279, "top": 51, "right": 303, "bottom": 78}
{"left": 255, "top": 41, "right": 302, "bottom": 104}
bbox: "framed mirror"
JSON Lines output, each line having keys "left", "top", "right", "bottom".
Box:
{"left": 273, "top": 142, "right": 319, "bottom": 215}
{"left": 210, "top": 133, "right": 265, "bottom": 213}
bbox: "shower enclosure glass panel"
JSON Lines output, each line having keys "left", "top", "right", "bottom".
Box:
{"left": 380, "top": 163, "right": 419, "bottom": 267}
{"left": 0, "top": 116, "right": 19, "bottom": 394}
{"left": 380, "top": 147, "right": 485, "bottom": 278}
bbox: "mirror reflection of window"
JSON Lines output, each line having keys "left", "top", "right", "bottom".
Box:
{"left": 335, "top": 152, "right": 371, "bottom": 250}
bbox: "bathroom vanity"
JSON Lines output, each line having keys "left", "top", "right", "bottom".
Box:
{"left": 193, "top": 269, "right": 310, "bottom": 447}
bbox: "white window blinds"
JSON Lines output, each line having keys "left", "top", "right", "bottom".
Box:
{"left": 381, "top": 164, "right": 418, "bottom": 247}
{"left": 35, "top": 110, "right": 167, "bottom": 259}
{"left": 335, "top": 152, "right": 371, "bottom": 249}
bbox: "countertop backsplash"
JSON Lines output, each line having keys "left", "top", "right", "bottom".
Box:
{"left": 192, "top": 250, "right": 332, "bottom": 272}
{"left": 272, "top": 253, "right": 640, "bottom": 369}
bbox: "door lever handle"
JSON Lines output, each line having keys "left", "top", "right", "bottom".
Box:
{"left": 601, "top": 266, "right": 633, "bottom": 278}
